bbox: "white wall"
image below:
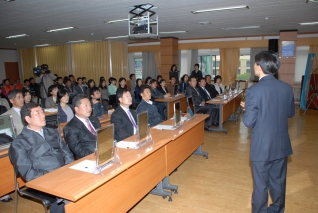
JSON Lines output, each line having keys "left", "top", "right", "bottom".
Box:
{"left": 0, "top": 49, "right": 19, "bottom": 81}
{"left": 295, "top": 46, "right": 310, "bottom": 83}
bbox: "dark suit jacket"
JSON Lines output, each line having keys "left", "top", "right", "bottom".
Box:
{"left": 136, "top": 99, "right": 163, "bottom": 127}
{"left": 197, "top": 86, "right": 212, "bottom": 102}
{"left": 185, "top": 86, "right": 205, "bottom": 112}
{"left": 75, "top": 85, "right": 87, "bottom": 95}
{"left": 243, "top": 75, "right": 295, "bottom": 161}
{"left": 206, "top": 83, "right": 218, "bottom": 99}
{"left": 111, "top": 106, "right": 137, "bottom": 142}
{"left": 63, "top": 115, "right": 101, "bottom": 159}
{"left": 157, "top": 87, "right": 168, "bottom": 95}
{"left": 9, "top": 127, "right": 74, "bottom": 181}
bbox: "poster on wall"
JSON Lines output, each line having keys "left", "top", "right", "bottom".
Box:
{"left": 300, "top": 53, "right": 315, "bottom": 111}
{"left": 282, "top": 41, "right": 295, "bottom": 57}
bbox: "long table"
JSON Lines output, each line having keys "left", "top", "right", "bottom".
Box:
{"left": 206, "top": 91, "right": 243, "bottom": 133}
{"left": 26, "top": 114, "right": 208, "bottom": 212}
{"left": 155, "top": 94, "right": 188, "bottom": 118}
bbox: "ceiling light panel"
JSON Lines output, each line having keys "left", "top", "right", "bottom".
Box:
{"left": 46, "top": 27, "right": 76, "bottom": 32}
{"left": 299, "top": 21, "right": 318, "bottom": 25}
{"left": 5, "top": 34, "right": 29, "bottom": 38}
{"left": 192, "top": 5, "right": 249, "bottom": 14}
{"left": 222, "top": 26, "right": 260, "bottom": 30}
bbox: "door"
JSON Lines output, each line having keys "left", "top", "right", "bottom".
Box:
{"left": 4, "top": 62, "right": 19, "bottom": 84}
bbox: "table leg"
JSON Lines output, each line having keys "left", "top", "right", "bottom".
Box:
{"left": 150, "top": 180, "right": 173, "bottom": 201}
{"left": 193, "top": 145, "right": 208, "bottom": 159}
{"left": 227, "top": 113, "right": 238, "bottom": 122}
{"left": 209, "top": 104, "right": 228, "bottom": 134}
{"left": 162, "top": 176, "right": 178, "bottom": 194}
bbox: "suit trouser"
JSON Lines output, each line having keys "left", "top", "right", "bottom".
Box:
{"left": 251, "top": 157, "right": 287, "bottom": 213}
{"left": 196, "top": 105, "right": 214, "bottom": 128}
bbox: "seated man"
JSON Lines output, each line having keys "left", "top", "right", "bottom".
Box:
{"left": 111, "top": 88, "right": 137, "bottom": 142}
{"left": 136, "top": 85, "right": 163, "bottom": 127}
{"left": 205, "top": 75, "right": 219, "bottom": 99}
{"left": 197, "top": 78, "right": 220, "bottom": 101}
{"left": 2, "top": 89, "right": 24, "bottom": 135}
{"left": 9, "top": 102, "right": 74, "bottom": 213}
{"left": 186, "top": 76, "right": 218, "bottom": 131}
{"left": 63, "top": 94, "right": 101, "bottom": 159}
{"left": 149, "top": 79, "right": 170, "bottom": 120}
{"left": 166, "top": 76, "right": 178, "bottom": 96}
{"left": 45, "top": 85, "right": 58, "bottom": 108}
{"left": 89, "top": 87, "right": 108, "bottom": 117}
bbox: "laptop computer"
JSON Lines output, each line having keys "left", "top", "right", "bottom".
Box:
{"left": 0, "top": 114, "right": 16, "bottom": 139}
{"left": 173, "top": 101, "right": 182, "bottom": 127}
{"left": 95, "top": 124, "right": 117, "bottom": 171}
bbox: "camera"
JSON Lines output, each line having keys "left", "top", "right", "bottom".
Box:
{"left": 33, "top": 66, "right": 42, "bottom": 76}
{"left": 33, "top": 64, "right": 51, "bottom": 76}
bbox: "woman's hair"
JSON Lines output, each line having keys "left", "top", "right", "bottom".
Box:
{"left": 118, "top": 77, "right": 126, "bottom": 86}
{"left": 159, "top": 79, "right": 166, "bottom": 85}
{"left": 99, "top": 79, "right": 107, "bottom": 89}
{"left": 181, "top": 74, "right": 188, "bottom": 82}
{"left": 87, "top": 79, "right": 95, "bottom": 88}
{"left": 108, "top": 77, "right": 116, "bottom": 85}
{"left": 21, "top": 88, "right": 30, "bottom": 97}
{"left": 214, "top": 75, "right": 222, "bottom": 84}
{"left": 57, "top": 88, "right": 69, "bottom": 101}
{"left": 136, "top": 78, "right": 142, "bottom": 88}
{"left": 170, "top": 64, "right": 177, "bottom": 71}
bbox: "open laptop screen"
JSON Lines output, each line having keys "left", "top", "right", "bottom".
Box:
{"left": 96, "top": 124, "right": 114, "bottom": 165}
{"left": 137, "top": 111, "right": 148, "bottom": 143}
{"left": 0, "top": 115, "right": 15, "bottom": 138}
{"left": 187, "top": 97, "right": 194, "bottom": 112}
{"left": 174, "top": 101, "right": 181, "bottom": 126}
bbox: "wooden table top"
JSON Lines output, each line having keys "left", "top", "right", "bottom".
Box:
{"left": 26, "top": 114, "right": 208, "bottom": 201}
{"left": 206, "top": 91, "right": 243, "bottom": 105}
{"left": 155, "top": 94, "right": 185, "bottom": 102}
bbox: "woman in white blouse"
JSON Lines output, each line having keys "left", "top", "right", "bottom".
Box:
{"left": 214, "top": 75, "right": 224, "bottom": 95}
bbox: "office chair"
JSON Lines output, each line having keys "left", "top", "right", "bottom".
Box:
{"left": 108, "top": 94, "right": 118, "bottom": 109}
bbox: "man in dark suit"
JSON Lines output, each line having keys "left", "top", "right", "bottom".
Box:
{"left": 111, "top": 88, "right": 137, "bottom": 142}
{"left": 10, "top": 102, "right": 74, "bottom": 213}
{"left": 241, "top": 51, "right": 295, "bottom": 213}
{"left": 205, "top": 75, "right": 219, "bottom": 99}
{"left": 186, "top": 76, "right": 218, "bottom": 131}
{"left": 150, "top": 79, "right": 170, "bottom": 120}
{"left": 63, "top": 94, "right": 101, "bottom": 159}
{"left": 75, "top": 77, "right": 86, "bottom": 94}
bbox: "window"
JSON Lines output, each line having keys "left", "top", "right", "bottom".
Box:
{"left": 197, "top": 55, "right": 219, "bottom": 77}
{"left": 237, "top": 55, "right": 251, "bottom": 80}
{"left": 134, "top": 58, "right": 142, "bottom": 79}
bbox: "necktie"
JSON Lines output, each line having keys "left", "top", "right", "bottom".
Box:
{"left": 204, "top": 88, "right": 211, "bottom": 99}
{"left": 86, "top": 118, "right": 96, "bottom": 135}
{"left": 127, "top": 110, "right": 138, "bottom": 129}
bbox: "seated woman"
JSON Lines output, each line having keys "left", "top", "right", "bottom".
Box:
{"left": 57, "top": 89, "right": 74, "bottom": 123}
{"left": 86, "top": 79, "right": 96, "bottom": 97}
{"left": 45, "top": 85, "right": 58, "bottom": 108}
{"left": 214, "top": 75, "right": 224, "bottom": 95}
{"left": 158, "top": 79, "right": 169, "bottom": 95}
{"left": 179, "top": 74, "right": 189, "bottom": 93}
{"left": 134, "top": 78, "right": 142, "bottom": 103}
{"left": 89, "top": 87, "right": 108, "bottom": 118}
{"left": 22, "top": 89, "right": 32, "bottom": 104}
{"left": 108, "top": 77, "right": 118, "bottom": 95}
{"left": 99, "top": 79, "right": 109, "bottom": 109}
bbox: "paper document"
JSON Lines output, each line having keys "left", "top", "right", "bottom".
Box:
{"left": 44, "top": 108, "right": 58, "bottom": 112}
{"left": 69, "top": 160, "right": 96, "bottom": 173}
{"left": 211, "top": 99, "right": 221, "bottom": 101}
{"left": 116, "top": 141, "right": 139, "bottom": 149}
{"left": 153, "top": 125, "right": 175, "bottom": 130}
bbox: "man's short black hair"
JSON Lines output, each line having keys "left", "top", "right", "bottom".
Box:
{"left": 72, "top": 94, "right": 89, "bottom": 108}
{"left": 194, "top": 63, "right": 200, "bottom": 68}
{"left": 7, "top": 89, "right": 22, "bottom": 100}
{"left": 189, "top": 76, "right": 197, "bottom": 82}
{"left": 159, "top": 79, "right": 166, "bottom": 84}
{"left": 149, "top": 79, "right": 156, "bottom": 85}
{"left": 21, "top": 102, "right": 40, "bottom": 125}
{"left": 214, "top": 75, "right": 222, "bottom": 84}
{"left": 145, "top": 76, "right": 152, "bottom": 84}
{"left": 255, "top": 51, "right": 280, "bottom": 75}
{"left": 205, "top": 74, "right": 211, "bottom": 79}
{"left": 48, "top": 85, "right": 58, "bottom": 97}
{"left": 116, "top": 88, "right": 129, "bottom": 103}
{"left": 29, "top": 77, "right": 34, "bottom": 81}
{"left": 157, "top": 75, "right": 162, "bottom": 80}
{"left": 57, "top": 88, "right": 69, "bottom": 101}
{"left": 77, "top": 77, "right": 82, "bottom": 81}
{"left": 198, "top": 77, "right": 206, "bottom": 82}
{"left": 24, "top": 79, "right": 30, "bottom": 84}
{"left": 170, "top": 76, "right": 176, "bottom": 80}
{"left": 139, "top": 85, "right": 151, "bottom": 95}
{"left": 21, "top": 88, "right": 30, "bottom": 97}
{"left": 89, "top": 87, "right": 100, "bottom": 98}
{"left": 69, "top": 74, "right": 75, "bottom": 78}
{"left": 129, "top": 74, "right": 135, "bottom": 80}
{"left": 57, "top": 77, "right": 63, "bottom": 81}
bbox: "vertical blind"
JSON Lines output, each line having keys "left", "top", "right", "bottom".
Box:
{"left": 19, "top": 48, "right": 35, "bottom": 80}
{"left": 110, "top": 41, "right": 129, "bottom": 81}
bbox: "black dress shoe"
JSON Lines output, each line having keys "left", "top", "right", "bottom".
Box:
{"left": 212, "top": 123, "right": 219, "bottom": 126}
{"left": 1, "top": 197, "right": 12, "bottom": 202}
{"left": 204, "top": 127, "right": 212, "bottom": 132}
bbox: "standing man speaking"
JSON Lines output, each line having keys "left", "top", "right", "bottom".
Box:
{"left": 241, "top": 51, "right": 295, "bottom": 213}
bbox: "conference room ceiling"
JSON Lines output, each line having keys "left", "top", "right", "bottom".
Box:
{"left": 0, "top": 0, "right": 318, "bottom": 49}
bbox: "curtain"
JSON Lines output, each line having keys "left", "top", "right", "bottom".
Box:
{"left": 110, "top": 41, "right": 129, "bottom": 81}
{"left": 153, "top": 50, "right": 161, "bottom": 75}
{"left": 71, "top": 41, "right": 109, "bottom": 83}
{"left": 19, "top": 48, "right": 35, "bottom": 80}
{"left": 36, "top": 45, "right": 68, "bottom": 78}
{"left": 250, "top": 47, "right": 268, "bottom": 81}
{"left": 309, "top": 45, "right": 318, "bottom": 73}
{"left": 142, "top": 52, "right": 158, "bottom": 79}
{"left": 219, "top": 48, "right": 240, "bottom": 85}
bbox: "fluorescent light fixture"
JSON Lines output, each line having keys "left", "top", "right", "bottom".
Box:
{"left": 4, "top": 0, "right": 15, "bottom": 2}
{"left": 191, "top": 5, "right": 249, "bottom": 14}
{"left": 105, "top": 19, "right": 129, "bottom": 24}
{"left": 34, "top": 44, "right": 50, "bottom": 47}
{"left": 46, "top": 27, "right": 76, "bottom": 32}
{"left": 299, "top": 21, "right": 318, "bottom": 26}
{"left": 67, "top": 40, "right": 86, "bottom": 43}
{"left": 306, "top": 0, "right": 318, "bottom": 3}
{"left": 5, "top": 34, "right": 29, "bottom": 38}
{"left": 222, "top": 26, "right": 260, "bottom": 30}
{"left": 105, "top": 35, "right": 128, "bottom": 39}
{"left": 159, "top": 31, "right": 187, "bottom": 34}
